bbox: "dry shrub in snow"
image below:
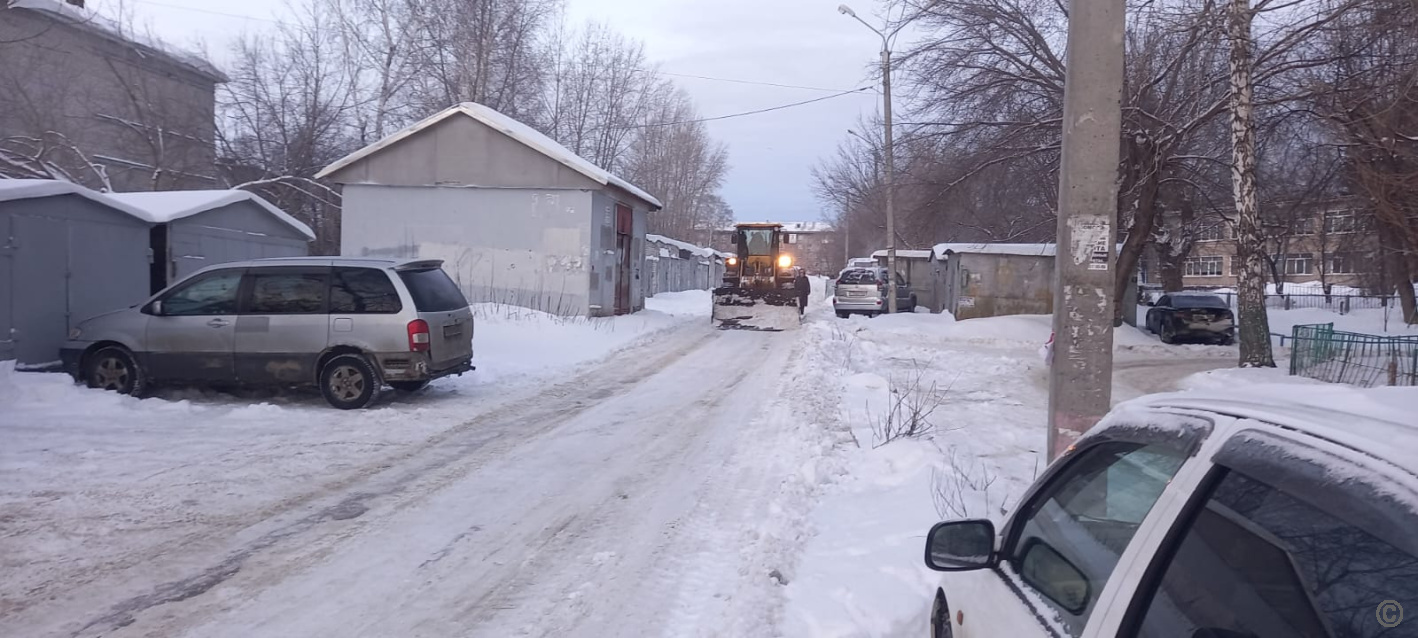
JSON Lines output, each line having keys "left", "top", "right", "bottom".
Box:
{"left": 931, "top": 448, "right": 1001, "bottom": 520}
{"left": 869, "top": 361, "right": 956, "bottom": 448}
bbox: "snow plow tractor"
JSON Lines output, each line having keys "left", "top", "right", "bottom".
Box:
{"left": 712, "top": 223, "right": 803, "bottom": 331}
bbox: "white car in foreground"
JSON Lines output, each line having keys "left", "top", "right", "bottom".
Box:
{"left": 922, "top": 385, "right": 1418, "bottom": 637}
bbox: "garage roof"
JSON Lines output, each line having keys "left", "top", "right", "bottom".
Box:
{"left": 107, "top": 190, "right": 316, "bottom": 240}
{"left": 0, "top": 179, "right": 157, "bottom": 222}
{"left": 316, "top": 102, "right": 662, "bottom": 209}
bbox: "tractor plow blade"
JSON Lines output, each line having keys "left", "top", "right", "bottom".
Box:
{"left": 711, "top": 287, "right": 801, "bottom": 331}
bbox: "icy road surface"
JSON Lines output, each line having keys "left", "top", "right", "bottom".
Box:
{"left": 2, "top": 324, "right": 833, "bottom": 638}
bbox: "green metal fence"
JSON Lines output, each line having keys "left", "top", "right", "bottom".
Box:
{"left": 1290, "top": 323, "right": 1418, "bottom": 387}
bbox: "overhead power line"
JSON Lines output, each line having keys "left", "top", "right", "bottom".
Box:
{"left": 658, "top": 71, "right": 860, "bottom": 93}
{"left": 130, "top": 0, "right": 283, "bottom": 23}
{"left": 624, "top": 86, "right": 874, "bottom": 130}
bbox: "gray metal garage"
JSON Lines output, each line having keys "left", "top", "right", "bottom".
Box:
{"left": 0, "top": 179, "right": 153, "bottom": 367}
{"left": 108, "top": 190, "right": 313, "bottom": 293}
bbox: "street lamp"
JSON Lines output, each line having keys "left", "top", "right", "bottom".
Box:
{"left": 838, "top": 4, "right": 897, "bottom": 314}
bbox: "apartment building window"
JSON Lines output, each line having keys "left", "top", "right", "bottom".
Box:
{"left": 1184, "top": 256, "right": 1224, "bottom": 277}
{"left": 1292, "top": 217, "right": 1315, "bottom": 235}
{"left": 1194, "top": 223, "right": 1227, "bottom": 242}
{"left": 1324, "top": 212, "right": 1360, "bottom": 234}
{"left": 1272, "top": 253, "right": 1314, "bottom": 275}
{"left": 1328, "top": 253, "right": 1367, "bottom": 274}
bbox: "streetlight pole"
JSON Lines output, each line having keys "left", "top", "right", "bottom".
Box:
{"left": 839, "top": 5, "right": 897, "bottom": 314}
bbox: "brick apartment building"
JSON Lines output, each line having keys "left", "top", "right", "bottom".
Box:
{"left": 709, "top": 221, "right": 841, "bottom": 275}
{"left": 1141, "top": 200, "right": 1381, "bottom": 291}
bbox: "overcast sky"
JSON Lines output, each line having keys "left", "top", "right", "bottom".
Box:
{"left": 111, "top": 0, "right": 888, "bottom": 223}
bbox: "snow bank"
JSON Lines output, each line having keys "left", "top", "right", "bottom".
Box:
{"left": 468, "top": 289, "right": 709, "bottom": 383}
{"left": 783, "top": 306, "right": 1049, "bottom": 636}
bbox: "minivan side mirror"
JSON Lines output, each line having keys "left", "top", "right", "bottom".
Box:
{"left": 1145, "top": 300, "right": 1155, "bottom": 307}
{"left": 924, "top": 519, "right": 997, "bottom": 571}
{"left": 144, "top": 300, "right": 164, "bottom": 316}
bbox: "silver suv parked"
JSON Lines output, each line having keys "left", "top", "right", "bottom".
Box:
{"left": 60, "top": 257, "right": 475, "bottom": 409}
{"left": 832, "top": 267, "right": 916, "bottom": 317}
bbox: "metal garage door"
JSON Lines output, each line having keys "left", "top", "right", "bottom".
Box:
{"left": 9, "top": 214, "right": 70, "bottom": 366}
{"left": 0, "top": 214, "right": 13, "bottom": 362}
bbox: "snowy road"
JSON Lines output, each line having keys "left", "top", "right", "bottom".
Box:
{"left": 3, "top": 322, "right": 834, "bottom": 638}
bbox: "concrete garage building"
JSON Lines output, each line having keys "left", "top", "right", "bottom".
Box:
{"left": 318, "top": 103, "right": 663, "bottom": 317}
{"left": 934, "top": 243, "right": 1056, "bottom": 320}
{"left": 108, "top": 190, "right": 313, "bottom": 293}
{"left": 0, "top": 179, "right": 152, "bottom": 367}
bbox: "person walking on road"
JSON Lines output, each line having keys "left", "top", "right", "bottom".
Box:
{"left": 794, "top": 268, "right": 811, "bottom": 316}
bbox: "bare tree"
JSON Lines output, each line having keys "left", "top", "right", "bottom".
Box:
{"left": 622, "top": 90, "right": 730, "bottom": 241}
{"left": 1306, "top": 0, "right": 1418, "bottom": 323}
{"left": 218, "top": 0, "right": 360, "bottom": 254}
{"left": 540, "top": 21, "right": 668, "bottom": 172}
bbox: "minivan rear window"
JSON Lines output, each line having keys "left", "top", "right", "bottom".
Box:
{"left": 838, "top": 269, "right": 880, "bottom": 285}
{"left": 397, "top": 268, "right": 469, "bottom": 312}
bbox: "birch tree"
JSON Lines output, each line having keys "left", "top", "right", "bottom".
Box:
{"left": 1225, "top": 0, "right": 1274, "bottom": 366}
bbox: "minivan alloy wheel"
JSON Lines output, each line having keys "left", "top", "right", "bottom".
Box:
{"left": 319, "top": 353, "right": 382, "bottom": 410}
{"left": 93, "top": 356, "right": 130, "bottom": 391}
{"left": 328, "top": 365, "right": 366, "bottom": 401}
{"left": 85, "top": 346, "right": 146, "bottom": 396}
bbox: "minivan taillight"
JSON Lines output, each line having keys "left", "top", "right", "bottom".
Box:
{"left": 407, "top": 319, "right": 431, "bottom": 352}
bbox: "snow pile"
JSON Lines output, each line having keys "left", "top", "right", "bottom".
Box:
{"left": 781, "top": 303, "right": 1253, "bottom": 635}
{"left": 783, "top": 309, "right": 1051, "bottom": 636}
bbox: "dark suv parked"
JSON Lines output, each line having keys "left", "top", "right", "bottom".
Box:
{"left": 1145, "top": 293, "right": 1235, "bottom": 345}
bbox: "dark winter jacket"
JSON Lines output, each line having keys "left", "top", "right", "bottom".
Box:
{"left": 794, "top": 273, "right": 811, "bottom": 304}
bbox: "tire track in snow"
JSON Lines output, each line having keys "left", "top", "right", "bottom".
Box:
{"left": 22, "top": 325, "right": 716, "bottom": 638}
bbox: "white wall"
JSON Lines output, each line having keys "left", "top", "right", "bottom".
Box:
{"left": 341, "top": 184, "right": 595, "bottom": 315}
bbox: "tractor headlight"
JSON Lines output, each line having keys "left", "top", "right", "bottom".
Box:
{"left": 777, "top": 255, "right": 793, "bottom": 268}
{"left": 727, "top": 256, "right": 738, "bottom": 266}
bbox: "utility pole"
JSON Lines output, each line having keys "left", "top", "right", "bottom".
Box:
{"left": 881, "top": 44, "right": 897, "bottom": 314}
{"left": 1048, "top": 0, "right": 1125, "bottom": 459}
{"left": 839, "top": 4, "right": 897, "bottom": 314}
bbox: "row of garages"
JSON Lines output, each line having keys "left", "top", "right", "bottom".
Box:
{"left": 861, "top": 243, "right": 1140, "bottom": 321}
{"left": 0, "top": 179, "right": 312, "bottom": 367}
{"left": 643, "top": 234, "right": 727, "bottom": 298}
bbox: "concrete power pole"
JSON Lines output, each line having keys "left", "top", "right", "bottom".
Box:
{"left": 881, "top": 45, "right": 897, "bottom": 315}
{"left": 1048, "top": 0, "right": 1126, "bottom": 459}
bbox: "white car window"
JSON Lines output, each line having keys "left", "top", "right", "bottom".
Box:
{"left": 1008, "top": 441, "right": 1187, "bottom": 637}
{"left": 1132, "top": 470, "right": 1418, "bottom": 638}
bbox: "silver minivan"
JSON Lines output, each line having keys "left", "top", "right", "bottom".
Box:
{"left": 60, "top": 257, "right": 474, "bottom": 409}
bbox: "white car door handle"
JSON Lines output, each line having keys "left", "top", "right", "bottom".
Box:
{"left": 207, "top": 318, "right": 230, "bottom": 328}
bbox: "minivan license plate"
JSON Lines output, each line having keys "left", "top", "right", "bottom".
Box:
{"left": 443, "top": 323, "right": 462, "bottom": 338}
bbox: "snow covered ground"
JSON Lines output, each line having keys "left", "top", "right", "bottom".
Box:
{"left": 779, "top": 304, "right": 1328, "bottom": 637}
{"left": 3, "top": 279, "right": 1405, "bottom": 638}
{"left": 1, "top": 290, "right": 737, "bottom": 637}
